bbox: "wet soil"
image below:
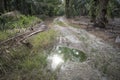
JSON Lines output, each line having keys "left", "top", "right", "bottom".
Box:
{"left": 69, "top": 16, "right": 120, "bottom": 49}
{"left": 48, "top": 17, "right": 120, "bottom": 80}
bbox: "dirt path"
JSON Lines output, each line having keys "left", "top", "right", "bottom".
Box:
{"left": 1, "top": 16, "right": 119, "bottom": 80}
{"left": 48, "top": 17, "right": 120, "bottom": 80}
{"left": 69, "top": 16, "right": 120, "bottom": 48}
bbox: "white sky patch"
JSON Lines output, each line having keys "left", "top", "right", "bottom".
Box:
{"left": 48, "top": 54, "right": 64, "bottom": 70}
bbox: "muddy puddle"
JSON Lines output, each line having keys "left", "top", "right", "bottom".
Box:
{"left": 58, "top": 47, "right": 87, "bottom": 62}
{"left": 47, "top": 46, "right": 87, "bottom": 71}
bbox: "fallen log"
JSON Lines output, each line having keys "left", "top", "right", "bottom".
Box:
{"left": 0, "top": 22, "right": 47, "bottom": 48}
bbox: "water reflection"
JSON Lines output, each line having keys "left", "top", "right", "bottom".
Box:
{"left": 47, "top": 46, "right": 87, "bottom": 70}
{"left": 48, "top": 54, "right": 64, "bottom": 70}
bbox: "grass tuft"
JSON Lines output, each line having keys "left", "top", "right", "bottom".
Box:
{"left": 29, "top": 29, "right": 57, "bottom": 50}
{"left": 0, "top": 28, "right": 57, "bottom": 80}
{"left": 0, "top": 13, "right": 41, "bottom": 41}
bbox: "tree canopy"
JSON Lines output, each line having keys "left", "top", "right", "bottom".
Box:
{"left": 0, "top": 0, "right": 120, "bottom": 28}
{"left": 0, "top": 0, "right": 62, "bottom": 16}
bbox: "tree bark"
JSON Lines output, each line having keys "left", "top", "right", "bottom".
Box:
{"left": 65, "top": 0, "right": 70, "bottom": 18}
{"left": 0, "top": 0, "right": 5, "bottom": 14}
{"left": 95, "top": 0, "right": 109, "bottom": 28}
{"left": 90, "top": 0, "right": 99, "bottom": 23}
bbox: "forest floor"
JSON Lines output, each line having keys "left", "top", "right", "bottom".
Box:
{"left": 0, "top": 15, "right": 120, "bottom": 80}
{"left": 69, "top": 16, "right": 120, "bottom": 48}
{"left": 46, "top": 17, "right": 120, "bottom": 80}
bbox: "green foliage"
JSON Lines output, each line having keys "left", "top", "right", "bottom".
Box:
{"left": 65, "top": 0, "right": 90, "bottom": 17}
{"left": 1, "top": 0, "right": 62, "bottom": 16}
{"left": 0, "top": 14, "right": 41, "bottom": 30}
{"left": 0, "top": 31, "right": 10, "bottom": 41}
{"left": 64, "top": 0, "right": 120, "bottom": 18}
{"left": 55, "top": 4, "right": 65, "bottom": 16}
{"left": 89, "top": 0, "right": 97, "bottom": 19}
{"left": 1, "top": 0, "right": 120, "bottom": 18}
{"left": 0, "top": 13, "right": 41, "bottom": 41}
{"left": 29, "top": 29, "right": 57, "bottom": 50}
{"left": 0, "top": 29, "right": 57, "bottom": 80}
{"left": 108, "top": 0, "right": 120, "bottom": 18}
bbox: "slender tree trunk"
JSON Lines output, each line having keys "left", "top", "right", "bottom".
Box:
{"left": 65, "top": 0, "right": 70, "bottom": 18}
{"left": 95, "top": 0, "right": 109, "bottom": 28}
{"left": 0, "top": 0, "right": 5, "bottom": 14}
{"left": 4, "top": 0, "right": 8, "bottom": 11}
{"left": 15, "top": 0, "right": 19, "bottom": 10}
{"left": 90, "top": 0, "right": 98, "bottom": 23}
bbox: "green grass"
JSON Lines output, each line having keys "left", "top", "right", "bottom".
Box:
{"left": 0, "top": 29, "right": 57, "bottom": 80}
{"left": 0, "top": 14, "right": 41, "bottom": 41}
{"left": 29, "top": 29, "right": 57, "bottom": 51}
{"left": 0, "top": 31, "right": 10, "bottom": 41}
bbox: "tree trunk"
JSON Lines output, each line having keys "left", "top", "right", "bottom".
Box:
{"left": 65, "top": 0, "right": 70, "bottom": 18}
{"left": 95, "top": 0, "right": 109, "bottom": 28}
{"left": 4, "top": 0, "right": 8, "bottom": 11}
{"left": 0, "top": 0, "right": 5, "bottom": 14}
{"left": 90, "top": 0, "right": 99, "bottom": 23}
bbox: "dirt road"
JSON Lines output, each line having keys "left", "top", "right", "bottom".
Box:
{"left": 48, "top": 17, "right": 120, "bottom": 80}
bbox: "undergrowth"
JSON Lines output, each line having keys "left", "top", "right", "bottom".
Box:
{"left": 0, "top": 29, "right": 57, "bottom": 80}
{"left": 29, "top": 29, "right": 57, "bottom": 51}
{"left": 0, "top": 13, "right": 41, "bottom": 41}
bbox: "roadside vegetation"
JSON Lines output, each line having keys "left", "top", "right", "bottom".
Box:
{"left": 0, "top": 29, "right": 57, "bottom": 80}
{"left": 0, "top": 0, "right": 120, "bottom": 80}
{"left": 0, "top": 11, "right": 41, "bottom": 41}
